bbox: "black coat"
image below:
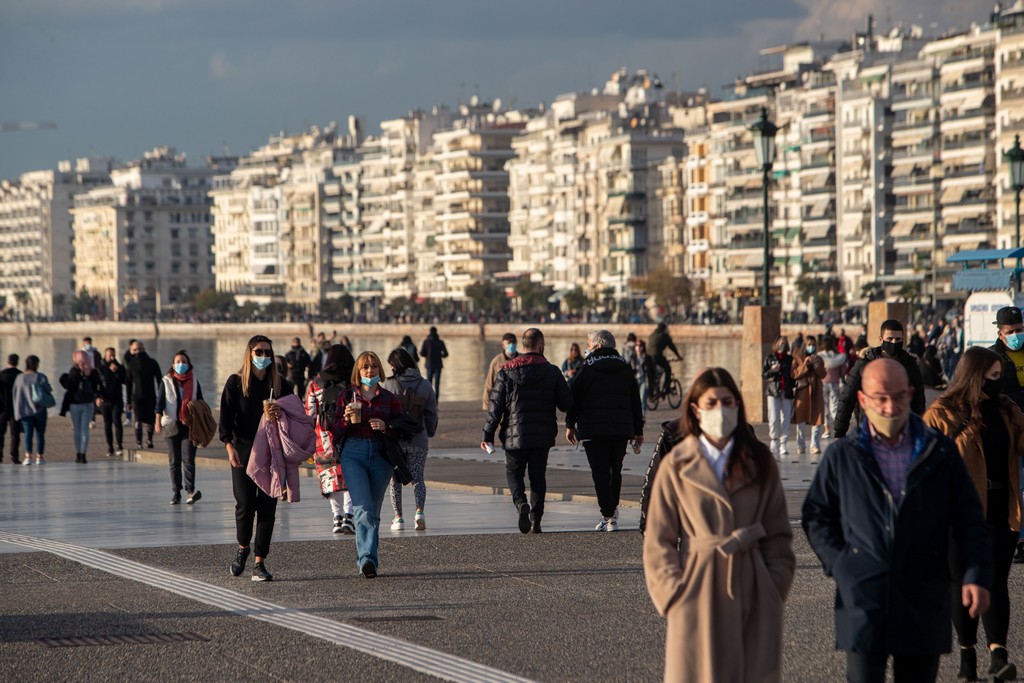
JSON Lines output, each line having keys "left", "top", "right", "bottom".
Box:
{"left": 125, "top": 352, "right": 163, "bottom": 414}
{"left": 564, "top": 347, "right": 643, "bottom": 440}
{"left": 482, "top": 352, "right": 571, "bottom": 450}
{"left": 990, "top": 339, "right": 1024, "bottom": 409}
{"left": 420, "top": 334, "right": 448, "bottom": 369}
{"left": 285, "top": 346, "right": 311, "bottom": 381}
{"left": 0, "top": 367, "right": 21, "bottom": 418}
{"left": 762, "top": 352, "right": 795, "bottom": 399}
{"left": 802, "top": 415, "right": 992, "bottom": 656}
{"left": 833, "top": 347, "right": 926, "bottom": 438}
{"left": 98, "top": 360, "right": 126, "bottom": 404}
{"left": 638, "top": 420, "right": 684, "bottom": 533}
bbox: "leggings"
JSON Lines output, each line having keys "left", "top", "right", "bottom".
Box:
{"left": 951, "top": 523, "right": 1018, "bottom": 647}
{"left": 389, "top": 446, "right": 427, "bottom": 517}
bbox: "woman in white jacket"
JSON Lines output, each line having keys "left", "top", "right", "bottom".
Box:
{"left": 816, "top": 336, "right": 848, "bottom": 439}
{"left": 155, "top": 350, "right": 203, "bottom": 505}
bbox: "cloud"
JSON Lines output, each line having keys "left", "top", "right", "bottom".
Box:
{"left": 209, "top": 50, "right": 240, "bottom": 80}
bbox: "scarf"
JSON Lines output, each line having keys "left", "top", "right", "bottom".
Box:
{"left": 172, "top": 369, "right": 194, "bottom": 425}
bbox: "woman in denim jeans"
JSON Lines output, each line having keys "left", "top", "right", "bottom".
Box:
{"left": 59, "top": 350, "right": 102, "bottom": 464}
{"left": 332, "top": 351, "right": 404, "bottom": 579}
{"left": 13, "top": 355, "right": 51, "bottom": 465}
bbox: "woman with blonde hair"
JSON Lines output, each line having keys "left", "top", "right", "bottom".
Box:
{"left": 644, "top": 367, "right": 795, "bottom": 682}
{"left": 924, "top": 346, "right": 1024, "bottom": 681}
{"left": 218, "top": 335, "right": 292, "bottom": 582}
{"left": 332, "top": 351, "right": 405, "bottom": 579}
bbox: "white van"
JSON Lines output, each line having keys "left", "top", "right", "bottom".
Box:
{"left": 950, "top": 248, "right": 1024, "bottom": 348}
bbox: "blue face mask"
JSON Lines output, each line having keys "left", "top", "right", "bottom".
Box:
{"left": 1007, "top": 332, "right": 1024, "bottom": 352}
{"left": 505, "top": 343, "right": 517, "bottom": 355}
{"left": 360, "top": 375, "right": 381, "bottom": 387}
{"left": 252, "top": 356, "right": 273, "bottom": 371}
{"left": 173, "top": 363, "right": 189, "bottom": 375}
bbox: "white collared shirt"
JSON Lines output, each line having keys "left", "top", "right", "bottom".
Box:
{"left": 697, "top": 434, "right": 735, "bottom": 483}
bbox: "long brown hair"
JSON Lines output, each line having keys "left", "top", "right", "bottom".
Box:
{"left": 680, "top": 367, "right": 771, "bottom": 483}
{"left": 933, "top": 346, "right": 1003, "bottom": 425}
{"left": 238, "top": 335, "right": 281, "bottom": 398}
{"left": 351, "top": 351, "right": 384, "bottom": 387}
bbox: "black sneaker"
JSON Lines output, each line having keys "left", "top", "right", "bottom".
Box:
{"left": 1014, "top": 544, "right": 1024, "bottom": 564}
{"left": 531, "top": 521, "right": 543, "bottom": 534}
{"left": 958, "top": 647, "right": 976, "bottom": 682}
{"left": 251, "top": 561, "right": 273, "bottom": 582}
{"left": 340, "top": 514, "right": 355, "bottom": 535}
{"left": 186, "top": 490, "right": 201, "bottom": 505}
{"left": 170, "top": 493, "right": 181, "bottom": 505}
{"left": 361, "top": 561, "right": 377, "bottom": 579}
{"left": 230, "top": 546, "right": 250, "bottom": 576}
{"left": 146, "top": 441, "right": 154, "bottom": 449}
{"left": 333, "top": 515, "right": 344, "bottom": 533}
{"left": 518, "top": 503, "right": 532, "bottom": 534}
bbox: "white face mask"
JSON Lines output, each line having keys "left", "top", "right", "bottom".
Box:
{"left": 697, "top": 405, "right": 739, "bottom": 442}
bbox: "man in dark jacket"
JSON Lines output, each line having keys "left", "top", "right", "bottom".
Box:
{"left": 0, "top": 354, "right": 22, "bottom": 463}
{"left": 285, "top": 337, "right": 312, "bottom": 399}
{"left": 565, "top": 330, "right": 644, "bottom": 532}
{"left": 307, "top": 340, "right": 331, "bottom": 384}
{"left": 647, "top": 321, "right": 681, "bottom": 394}
{"left": 481, "top": 328, "right": 571, "bottom": 534}
{"left": 803, "top": 359, "right": 992, "bottom": 683}
{"left": 125, "top": 340, "right": 162, "bottom": 449}
{"left": 989, "top": 306, "right": 1024, "bottom": 409}
{"left": 833, "top": 320, "right": 925, "bottom": 438}
{"left": 420, "top": 326, "right": 449, "bottom": 400}
{"left": 98, "top": 347, "right": 126, "bottom": 457}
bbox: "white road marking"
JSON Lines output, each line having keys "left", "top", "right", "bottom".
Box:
{"left": 0, "top": 531, "right": 533, "bottom": 683}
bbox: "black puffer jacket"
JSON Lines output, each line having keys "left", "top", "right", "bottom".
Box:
{"left": 990, "top": 339, "right": 1024, "bottom": 409}
{"left": 833, "top": 346, "right": 926, "bottom": 438}
{"left": 638, "top": 420, "right": 684, "bottom": 533}
{"left": 802, "top": 414, "right": 991, "bottom": 655}
{"left": 763, "top": 352, "right": 795, "bottom": 399}
{"left": 482, "top": 353, "right": 571, "bottom": 450}
{"left": 565, "top": 347, "right": 643, "bottom": 440}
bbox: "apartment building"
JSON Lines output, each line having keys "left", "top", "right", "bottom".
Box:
{"left": 72, "top": 148, "right": 225, "bottom": 319}
{"left": 0, "top": 158, "right": 113, "bottom": 318}
{"left": 995, "top": 4, "right": 1024, "bottom": 252}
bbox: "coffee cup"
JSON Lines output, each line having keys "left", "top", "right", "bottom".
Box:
{"left": 263, "top": 397, "right": 275, "bottom": 420}
{"left": 349, "top": 399, "right": 361, "bottom": 424}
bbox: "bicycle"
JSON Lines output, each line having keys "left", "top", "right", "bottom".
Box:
{"left": 646, "top": 359, "right": 683, "bottom": 411}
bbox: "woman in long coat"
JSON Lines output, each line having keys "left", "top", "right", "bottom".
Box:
{"left": 644, "top": 367, "right": 795, "bottom": 682}
{"left": 791, "top": 336, "right": 827, "bottom": 456}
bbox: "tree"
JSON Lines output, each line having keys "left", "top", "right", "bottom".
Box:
{"left": 629, "top": 267, "right": 692, "bottom": 313}
{"left": 192, "top": 288, "right": 236, "bottom": 313}
{"left": 562, "top": 288, "right": 591, "bottom": 315}
{"left": 513, "top": 276, "right": 554, "bottom": 312}
{"left": 465, "top": 281, "right": 507, "bottom": 314}
{"left": 68, "top": 288, "right": 91, "bottom": 317}
{"left": 861, "top": 281, "right": 883, "bottom": 302}
{"left": 794, "top": 275, "right": 817, "bottom": 310}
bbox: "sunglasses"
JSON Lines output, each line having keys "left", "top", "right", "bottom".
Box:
{"left": 252, "top": 348, "right": 273, "bottom": 357}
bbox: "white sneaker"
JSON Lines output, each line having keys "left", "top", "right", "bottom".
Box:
{"left": 332, "top": 515, "right": 344, "bottom": 533}
{"left": 414, "top": 511, "right": 426, "bottom": 531}
{"left": 35, "top": 456, "right": 45, "bottom": 465}
{"left": 594, "top": 518, "right": 608, "bottom": 532}
{"left": 22, "top": 456, "right": 32, "bottom": 466}
{"left": 391, "top": 517, "right": 405, "bottom": 531}
{"left": 606, "top": 518, "right": 618, "bottom": 532}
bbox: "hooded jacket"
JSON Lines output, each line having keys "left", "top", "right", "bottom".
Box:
{"left": 482, "top": 352, "right": 571, "bottom": 450}
{"left": 802, "top": 414, "right": 992, "bottom": 655}
{"left": 564, "top": 347, "right": 643, "bottom": 440}
{"left": 382, "top": 366, "right": 439, "bottom": 450}
{"left": 833, "top": 346, "right": 926, "bottom": 438}
{"left": 248, "top": 394, "right": 316, "bottom": 503}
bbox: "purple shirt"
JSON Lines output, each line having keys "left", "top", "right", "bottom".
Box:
{"left": 868, "top": 419, "right": 914, "bottom": 506}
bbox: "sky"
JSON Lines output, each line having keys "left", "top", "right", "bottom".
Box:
{"left": 0, "top": 0, "right": 979, "bottom": 180}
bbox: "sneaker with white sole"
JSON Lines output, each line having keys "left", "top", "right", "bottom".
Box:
{"left": 414, "top": 511, "right": 426, "bottom": 531}
{"left": 22, "top": 456, "right": 32, "bottom": 466}
{"left": 186, "top": 490, "right": 202, "bottom": 505}
{"left": 332, "top": 515, "right": 344, "bottom": 533}
{"left": 340, "top": 514, "right": 355, "bottom": 535}
{"left": 595, "top": 518, "right": 608, "bottom": 532}
{"left": 35, "top": 456, "right": 45, "bottom": 465}
{"left": 606, "top": 518, "right": 619, "bottom": 532}
{"left": 391, "top": 517, "right": 405, "bottom": 531}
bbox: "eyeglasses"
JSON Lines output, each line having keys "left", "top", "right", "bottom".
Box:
{"left": 252, "top": 348, "right": 273, "bottom": 357}
{"left": 862, "top": 391, "right": 910, "bottom": 407}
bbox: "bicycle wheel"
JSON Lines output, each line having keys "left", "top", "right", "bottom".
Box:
{"left": 667, "top": 378, "right": 683, "bottom": 409}
{"left": 646, "top": 390, "right": 660, "bottom": 412}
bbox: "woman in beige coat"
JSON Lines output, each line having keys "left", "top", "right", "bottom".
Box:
{"left": 644, "top": 367, "right": 795, "bottom": 682}
{"left": 791, "top": 336, "right": 827, "bottom": 456}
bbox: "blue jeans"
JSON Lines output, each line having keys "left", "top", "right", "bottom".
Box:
{"left": 69, "top": 402, "right": 95, "bottom": 454}
{"left": 425, "top": 366, "right": 441, "bottom": 400}
{"left": 341, "top": 437, "right": 394, "bottom": 571}
{"left": 20, "top": 412, "right": 46, "bottom": 455}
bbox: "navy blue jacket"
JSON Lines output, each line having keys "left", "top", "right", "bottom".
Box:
{"left": 802, "top": 414, "right": 992, "bottom": 656}
{"left": 564, "top": 347, "right": 643, "bottom": 440}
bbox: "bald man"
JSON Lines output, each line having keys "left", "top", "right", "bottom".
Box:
{"left": 803, "top": 359, "right": 992, "bottom": 683}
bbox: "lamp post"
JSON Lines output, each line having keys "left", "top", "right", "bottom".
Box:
{"left": 751, "top": 106, "right": 778, "bottom": 307}
{"left": 1006, "top": 135, "right": 1024, "bottom": 291}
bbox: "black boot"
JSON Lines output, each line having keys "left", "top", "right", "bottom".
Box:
{"left": 75, "top": 453, "right": 82, "bottom": 463}
{"left": 530, "top": 513, "right": 542, "bottom": 534}
{"left": 990, "top": 646, "right": 1017, "bottom": 681}
{"left": 958, "top": 647, "right": 977, "bottom": 681}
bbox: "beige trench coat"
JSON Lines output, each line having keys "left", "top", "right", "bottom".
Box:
{"left": 792, "top": 353, "right": 826, "bottom": 426}
{"left": 643, "top": 435, "right": 795, "bottom": 682}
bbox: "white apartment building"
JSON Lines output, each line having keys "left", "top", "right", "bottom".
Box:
{"left": 0, "top": 158, "right": 113, "bottom": 318}
{"left": 72, "top": 148, "right": 225, "bottom": 319}
{"left": 995, "top": 4, "right": 1024, "bottom": 251}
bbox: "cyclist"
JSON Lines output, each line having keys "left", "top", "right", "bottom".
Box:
{"left": 647, "top": 321, "right": 682, "bottom": 395}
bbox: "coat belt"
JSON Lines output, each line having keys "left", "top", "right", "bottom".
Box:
{"left": 680, "top": 523, "right": 767, "bottom": 600}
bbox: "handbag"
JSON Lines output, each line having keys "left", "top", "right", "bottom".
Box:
{"left": 30, "top": 378, "right": 56, "bottom": 409}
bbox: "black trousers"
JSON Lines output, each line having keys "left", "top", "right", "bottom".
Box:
{"left": 584, "top": 438, "right": 628, "bottom": 518}
{"left": 231, "top": 439, "right": 277, "bottom": 557}
{"left": 134, "top": 419, "right": 154, "bottom": 447}
{"left": 654, "top": 355, "right": 672, "bottom": 392}
{"left": 290, "top": 373, "right": 306, "bottom": 400}
{"left": 846, "top": 652, "right": 939, "bottom": 683}
{"left": 100, "top": 401, "right": 123, "bottom": 452}
{"left": 950, "top": 522, "right": 1018, "bottom": 647}
{"left": 166, "top": 425, "right": 197, "bottom": 494}
{"left": 505, "top": 447, "right": 549, "bottom": 519}
{"left": 0, "top": 413, "right": 22, "bottom": 461}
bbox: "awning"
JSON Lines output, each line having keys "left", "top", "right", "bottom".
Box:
{"left": 606, "top": 195, "right": 626, "bottom": 216}
{"left": 745, "top": 176, "right": 763, "bottom": 190}
{"left": 803, "top": 223, "right": 833, "bottom": 240}
{"left": 890, "top": 220, "right": 916, "bottom": 237}
{"left": 940, "top": 186, "right": 966, "bottom": 204}
{"left": 808, "top": 198, "right": 830, "bottom": 216}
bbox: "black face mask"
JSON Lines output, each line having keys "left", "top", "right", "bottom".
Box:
{"left": 983, "top": 378, "right": 1003, "bottom": 400}
{"left": 880, "top": 340, "right": 903, "bottom": 356}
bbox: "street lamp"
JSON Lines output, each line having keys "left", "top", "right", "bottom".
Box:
{"left": 751, "top": 106, "right": 778, "bottom": 307}
{"left": 1005, "top": 134, "right": 1024, "bottom": 291}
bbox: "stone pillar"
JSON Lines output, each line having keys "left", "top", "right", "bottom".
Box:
{"left": 741, "top": 305, "right": 780, "bottom": 423}
{"left": 867, "top": 301, "right": 910, "bottom": 345}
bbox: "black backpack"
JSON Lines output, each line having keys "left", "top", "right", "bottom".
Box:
{"left": 316, "top": 379, "right": 345, "bottom": 431}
